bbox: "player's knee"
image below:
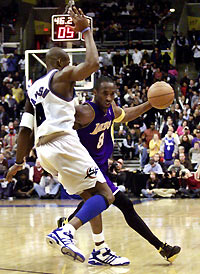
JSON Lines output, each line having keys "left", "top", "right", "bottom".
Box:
{"left": 105, "top": 191, "right": 115, "bottom": 205}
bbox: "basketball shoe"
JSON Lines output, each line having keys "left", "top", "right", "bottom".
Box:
{"left": 88, "top": 247, "right": 130, "bottom": 266}
{"left": 46, "top": 226, "right": 85, "bottom": 263}
{"left": 159, "top": 243, "right": 181, "bottom": 263}
{"left": 57, "top": 217, "right": 130, "bottom": 266}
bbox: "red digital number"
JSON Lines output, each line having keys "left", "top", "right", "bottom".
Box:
{"left": 58, "top": 27, "right": 66, "bottom": 39}
{"left": 66, "top": 27, "right": 74, "bottom": 39}
{"left": 57, "top": 26, "right": 74, "bottom": 39}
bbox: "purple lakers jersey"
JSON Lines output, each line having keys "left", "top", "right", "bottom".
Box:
{"left": 77, "top": 101, "right": 115, "bottom": 167}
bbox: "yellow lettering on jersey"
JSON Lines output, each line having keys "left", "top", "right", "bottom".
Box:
{"left": 90, "top": 121, "right": 112, "bottom": 135}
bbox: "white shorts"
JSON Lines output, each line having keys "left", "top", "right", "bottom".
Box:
{"left": 36, "top": 133, "right": 106, "bottom": 195}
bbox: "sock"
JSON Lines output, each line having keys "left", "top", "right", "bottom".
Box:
{"left": 62, "top": 223, "right": 76, "bottom": 236}
{"left": 92, "top": 231, "right": 105, "bottom": 243}
{"left": 75, "top": 194, "right": 109, "bottom": 225}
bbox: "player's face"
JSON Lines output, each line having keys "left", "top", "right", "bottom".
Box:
{"left": 95, "top": 82, "right": 115, "bottom": 110}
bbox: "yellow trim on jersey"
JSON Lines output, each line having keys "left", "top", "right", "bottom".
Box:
{"left": 113, "top": 108, "right": 125, "bottom": 123}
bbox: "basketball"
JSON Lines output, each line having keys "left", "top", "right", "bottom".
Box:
{"left": 147, "top": 81, "right": 174, "bottom": 109}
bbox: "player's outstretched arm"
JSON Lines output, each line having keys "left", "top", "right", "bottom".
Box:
{"left": 6, "top": 98, "right": 34, "bottom": 182}
{"left": 61, "top": 6, "right": 99, "bottom": 81}
{"left": 113, "top": 101, "right": 152, "bottom": 123}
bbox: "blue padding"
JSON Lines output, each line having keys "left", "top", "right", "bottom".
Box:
{"left": 75, "top": 194, "right": 107, "bottom": 224}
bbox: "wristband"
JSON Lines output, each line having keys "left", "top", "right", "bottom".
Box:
{"left": 15, "top": 162, "right": 24, "bottom": 167}
{"left": 81, "top": 27, "right": 90, "bottom": 34}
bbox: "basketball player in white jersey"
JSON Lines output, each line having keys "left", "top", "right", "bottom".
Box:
{"left": 6, "top": 6, "right": 129, "bottom": 265}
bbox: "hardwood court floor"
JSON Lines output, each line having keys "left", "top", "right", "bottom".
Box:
{"left": 0, "top": 198, "right": 199, "bottom": 274}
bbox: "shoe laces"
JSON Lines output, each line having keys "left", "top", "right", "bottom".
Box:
{"left": 103, "top": 248, "right": 118, "bottom": 258}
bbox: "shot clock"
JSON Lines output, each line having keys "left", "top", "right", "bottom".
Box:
{"left": 51, "top": 14, "right": 93, "bottom": 42}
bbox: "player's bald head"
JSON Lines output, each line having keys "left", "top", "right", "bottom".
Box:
{"left": 46, "top": 47, "right": 70, "bottom": 70}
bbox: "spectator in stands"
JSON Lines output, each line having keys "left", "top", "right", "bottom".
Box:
{"left": 11, "top": 81, "right": 24, "bottom": 105}
{"left": 192, "top": 41, "right": 200, "bottom": 71}
{"left": 13, "top": 170, "right": 35, "bottom": 199}
{"left": 3, "top": 73, "right": 13, "bottom": 84}
{"left": 112, "top": 50, "right": 123, "bottom": 74}
{"left": 0, "top": 179, "right": 13, "bottom": 199}
{"left": 0, "top": 153, "right": 8, "bottom": 178}
{"left": 121, "top": 133, "right": 135, "bottom": 160}
{"left": 132, "top": 48, "right": 142, "bottom": 65}
{"left": 143, "top": 158, "right": 163, "bottom": 174}
{"left": 168, "top": 159, "right": 185, "bottom": 173}
{"left": 191, "top": 129, "right": 200, "bottom": 147}
{"left": 149, "top": 133, "right": 161, "bottom": 158}
{"left": 141, "top": 171, "right": 160, "bottom": 198}
{"left": 0, "top": 125, "right": 7, "bottom": 139}
{"left": 123, "top": 50, "right": 132, "bottom": 67}
{"left": 7, "top": 55, "right": 18, "bottom": 74}
{"left": 3, "top": 125, "right": 17, "bottom": 151}
{"left": 151, "top": 47, "right": 162, "bottom": 66}
{"left": 143, "top": 121, "right": 160, "bottom": 148}
{"left": 176, "top": 120, "right": 188, "bottom": 136}
{"left": 160, "top": 129, "right": 178, "bottom": 168}
{"left": 160, "top": 116, "right": 176, "bottom": 138}
{"left": 153, "top": 171, "right": 177, "bottom": 198}
{"left": 33, "top": 170, "right": 61, "bottom": 199}
{"left": 29, "top": 159, "right": 43, "bottom": 184}
{"left": 179, "top": 153, "right": 193, "bottom": 171}
{"left": 0, "top": 105, "right": 9, "bottom": 125}
{"left": 189, "top": 142, "right": 200, "bottom": 170}
{"left": 180, "top": 135, "right": 192, "bottom": 155}
{"left": 179, "top": 167, "right": 200, "bottom": 198}
{"left": 0, "top": 54, "right": 8, "bottom": 78}
{"left": 138, "top": 138, "right": 148, "bottom": 168}
{"left": 154, "top": 67, "right": 163, "bottom": 81}
{"left": 179, "top": 126, "right": 193, "bottom": 143}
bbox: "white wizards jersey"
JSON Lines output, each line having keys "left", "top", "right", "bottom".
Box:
{"left": 28, "top": 69, "right": 77, "bottom": 145}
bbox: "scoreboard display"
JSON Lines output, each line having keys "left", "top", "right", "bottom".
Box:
{"left": 51, "top": 14, "right": 92, "bottom": 42}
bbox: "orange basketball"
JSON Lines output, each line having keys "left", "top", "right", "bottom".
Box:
{"left": 147, "top": 81, "right": 174, "bottom": 109}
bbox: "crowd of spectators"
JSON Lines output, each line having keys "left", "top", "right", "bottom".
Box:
{"left": 0, "top": 42, "right": 200, "bottom": 199}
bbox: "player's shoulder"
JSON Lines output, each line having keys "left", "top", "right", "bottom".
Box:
{"left": 75, "top": 103, "right": 94, "bottom": 117}
{"left": 75, "top": 103, "right": 95, "bottom": 128}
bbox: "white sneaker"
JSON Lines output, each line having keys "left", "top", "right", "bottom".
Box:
{"left": 88, "top": 247, "right": 130, "bottom": 266}
{"left": 46, "top": 227, "right": 85, "bottom": 263}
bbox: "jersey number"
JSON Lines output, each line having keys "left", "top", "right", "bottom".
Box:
{"left": 36, "top": 103, "right": 46, "bottom": 127}
{"left": 97, "top": 132, "right": 104, "bottom": 149}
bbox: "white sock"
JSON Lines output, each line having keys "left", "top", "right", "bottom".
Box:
{"left": 62, "top": 223, "right": 76, "bottom": 236}
{"left": 92, "top": 231, "right": 105, "bottom": 243}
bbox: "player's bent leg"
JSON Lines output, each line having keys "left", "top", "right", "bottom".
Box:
{"left": 113, "top": 191, "right": 181, "bottom": 262}
{"left": 47, "top": 182, "right": 113, "bottom": 263}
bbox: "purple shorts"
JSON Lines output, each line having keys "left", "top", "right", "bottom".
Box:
{"left": 99, "top": 163, "right": 118, "bottom": 194}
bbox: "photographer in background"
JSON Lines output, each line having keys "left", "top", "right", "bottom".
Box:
{"left": 179, "top": 167, "right": 200, "bottom": 198}
{"left": 152, "top": 171, "right": 178, "bottom": 198}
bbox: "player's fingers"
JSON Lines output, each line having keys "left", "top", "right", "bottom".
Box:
{"left": 78, "top": 8, "right": 85, "bottom": 17}
{"left": 72, "top": 6, "right": 81, "bottom": 17}
{"left": 69, "top": 8, "right": 76, "bottom": 19}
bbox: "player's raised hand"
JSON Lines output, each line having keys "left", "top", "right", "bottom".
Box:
{"left": 69, "top": 6, "right": 89, "bottom": 33}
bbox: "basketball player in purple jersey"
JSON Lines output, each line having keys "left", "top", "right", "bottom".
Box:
{"left": 58, "top": 76, "right": 181, "bottom": 265}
